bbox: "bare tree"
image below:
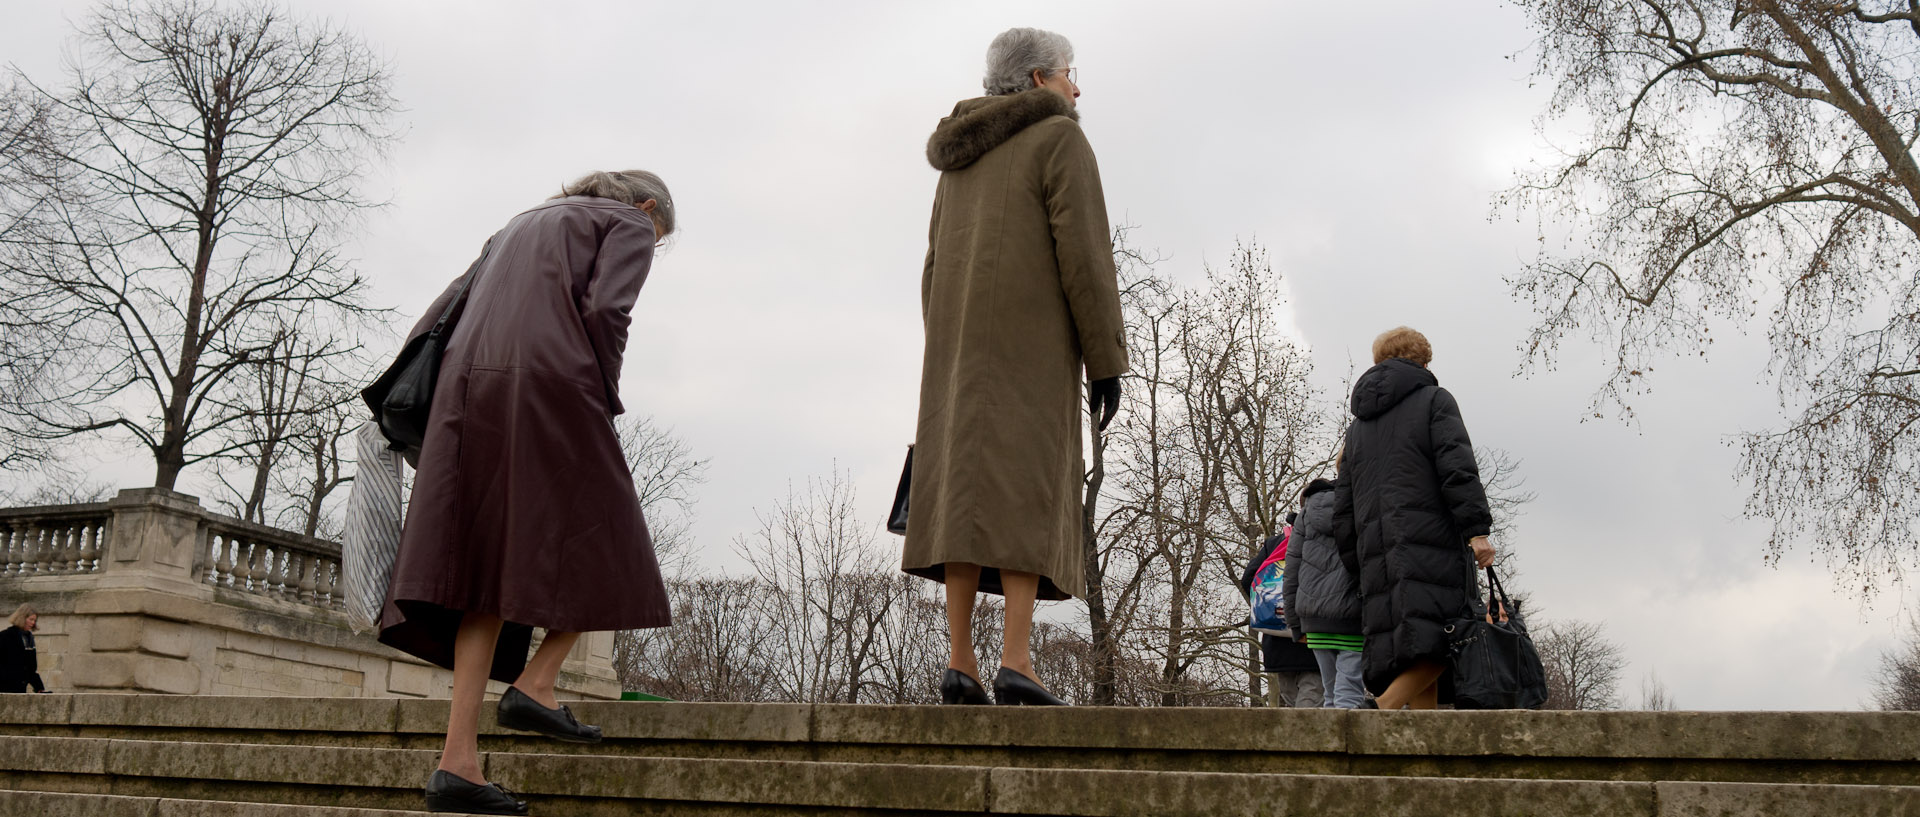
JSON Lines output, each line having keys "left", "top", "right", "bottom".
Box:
{"left": 1080, "top": 225, "right": 1164, "bottom": 705}
{"left": 1478, "top": 448, "right": 1538, "bottom": 544}
{"left": 732, "top": 468, "right": 897, "bottom": 703}
{"left": 0, "top": 81, "right": 68, "bottom": 473}
{"left": 616, "top": 576, "right": 780, "bottom": 702}
{"left": 209, "top": 322, "right": 360, "bottom": 529}
{"left": 1093, "top": 239, "right": 1343, "bottom": 706}
{"left": 0, "top": 0, "right": 397, "bottom": 490}
{"left": 1870, "top": 617, "right": 1920, "bottom": 710}
{"left": 1638, "top": 670, "right": 1678, "bottom": 711}
{"left": 1536, "top": 618, "right": 1628, "bottom": 710}
{"left": 1506, "top": 0, "right": 1920, "bottom": 595}
{"left": 616, "top": 414, "right": 709, "bottom": 575}
{"left": 0, "top": 462, "right": 113, "bottom": 507}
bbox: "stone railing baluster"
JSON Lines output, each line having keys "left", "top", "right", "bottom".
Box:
{"left": 31, "top": 524, "right": 51, "bottom": 575}
{"left": 58, "top": 525, "right": 79, "bottom": 573}
{"left": 294, "top": 553, "right": 316, "bottom": 602}
{"left": 77, "top": 522, "right": 97, "bottom": 573}
{"left": 243, "top": 542, "right": 265, "bottom": 591}
{"left": 279, "top": 552, "right": 301, "bottom": 599}
{"left": 314, "top": 557, "right": 338, "bottom": 608}
{"left": 0, "top": 521, "right": 15, "bottom": 576}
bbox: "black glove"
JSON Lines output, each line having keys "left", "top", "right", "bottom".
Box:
{"left": 1088, "top": 376, "right": 1121, "bottom": 432}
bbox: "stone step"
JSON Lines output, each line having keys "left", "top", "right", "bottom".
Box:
{"left": 0, "top": 735, "right": 1915, "bottom": 816}
{"left": 0, "top": 694, "right": 1916, "bottom": 785}
{"left": 0, "top": 789, "right": 436, "bottom": 817}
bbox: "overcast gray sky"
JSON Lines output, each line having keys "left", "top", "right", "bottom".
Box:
{"left": 3, "top": 0, "right": 1910, "bottom": 710}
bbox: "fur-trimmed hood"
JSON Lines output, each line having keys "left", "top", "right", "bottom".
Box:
{"left": 926, "top": 89, "right": 1078, "bottom": 171}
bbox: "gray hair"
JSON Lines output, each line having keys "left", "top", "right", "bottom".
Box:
{"left": 554, "top": 170, "right": 676, "bottom": 237}
{"left": 982, "top": 28, "right": 1073, "bottom": 96}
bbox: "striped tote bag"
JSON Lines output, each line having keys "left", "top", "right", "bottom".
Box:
{"left": 342, "top": 421, "right": 406, "bottom": 633}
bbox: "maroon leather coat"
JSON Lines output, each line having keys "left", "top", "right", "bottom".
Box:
{"left": 379, "top": 196, "right": 671, "bottom": 680}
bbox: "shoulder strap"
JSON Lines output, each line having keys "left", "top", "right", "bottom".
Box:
{"left": 1485, "top": 566, "right": 1514, "bottom": 619}
{"left": 427, "top": 237, "right": 496, "bottom": 338}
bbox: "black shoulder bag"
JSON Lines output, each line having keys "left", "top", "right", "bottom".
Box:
{"left": 361, "top": 239, "right": 494, "bottom": 464}
{"left": 1446, "top": 566, "right": 1549, "bottom": 710}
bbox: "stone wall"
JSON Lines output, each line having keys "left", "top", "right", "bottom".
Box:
{"left": 0, "top": 488, "right": 619, "bottom": 699}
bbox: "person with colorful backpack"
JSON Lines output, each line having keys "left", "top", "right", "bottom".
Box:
{"left": 1240, "top": 517, "right": 1321, "bottom": 707}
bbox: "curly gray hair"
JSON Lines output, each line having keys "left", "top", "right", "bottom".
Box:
{"left": 554, "top": 170, "right": 676, "bottom": 237}
{"left": 982, "top": 28, "right": 1073, "bottom": 96}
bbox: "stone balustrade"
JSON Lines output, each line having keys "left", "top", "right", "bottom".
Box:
{"left": 201, "top": 517, "right": 341, "bottom": 609}
{"left": 0, "top": 487, "right": 618, "bottom": 700}
{"left": 0, "top": 503, "right": 111, "bottom": 577}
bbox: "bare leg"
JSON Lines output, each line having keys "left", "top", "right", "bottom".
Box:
{"left": 945, "top": 562, "right": 981, "bottom": 680}
{"left": 438, "top": 611, "right": 504, "bottom": 783}
{"left": 1375, "top": 660, "right": 1446, "bottom": 711}
{"left": 511, "top": 630, "right": 582, "bottom": 709}
{"left": 1411, "top": 677, "right": 1441, "bottom": 710}
{"left": 999, "top": 569, "right": 1040, "bottom": 683}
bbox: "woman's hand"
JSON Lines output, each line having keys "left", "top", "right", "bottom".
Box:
{"left": 1470, "top": 535, "right": 1495, "bottom": 568}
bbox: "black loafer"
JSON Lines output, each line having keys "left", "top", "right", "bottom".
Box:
{"left": 497, "top": 686, "right": 603, "bottom": 743}
{"left": 940, "top": 668, "right": 991, "bottom": 705}
{"left": 424, "top": 769, "right": 527, "bottom": 815}
{"left": 993, "top": 667, "right": 1067, "bottom": 706}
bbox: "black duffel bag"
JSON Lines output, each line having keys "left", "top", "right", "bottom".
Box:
{"left": 1446, "top": 566, "right": 1549, "bottom": 710}
{"left": 361, "top": 240, "right": 493, "bottom": 465}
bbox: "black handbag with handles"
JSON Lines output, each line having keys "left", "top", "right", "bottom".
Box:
{"left": 1446, "top": 566, "right": 1549, "bottom": 710}
{"left": 886, "top": 446, "right": 912, "bottom": 535}
{"left": 361, "top": 239, "right": 494, "bottom": 464}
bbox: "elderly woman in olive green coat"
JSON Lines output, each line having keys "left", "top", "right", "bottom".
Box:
{"left": 904, "top": 27, "right": 1128, "bottom": 707}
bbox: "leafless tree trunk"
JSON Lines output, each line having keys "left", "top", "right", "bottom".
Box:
{"left": 1081, "top": 225, "right": 1166, "bottom": 705}
{"left": 210, "top": 325, "right": 358, "bottom": 526}
{"left": 0, "top": 0, "right": 397, "bottom": 491}
{"left": 1506, "top": 0, "right": 1920, "bottom": 595}
{"left": 1536, "top": 618, "right": 1627, "bottom": 710}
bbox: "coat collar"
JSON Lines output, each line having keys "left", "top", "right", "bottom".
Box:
{"left": 926, "top": 89, "right": 1078, "bottom": 172}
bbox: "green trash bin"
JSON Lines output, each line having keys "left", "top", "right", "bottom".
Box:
{"left": 620, "top": 691, "right": 672, "bottom": 702}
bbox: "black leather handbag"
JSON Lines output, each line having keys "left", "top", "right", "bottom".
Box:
{"left": 1446, "top": 566, "right": 1549, "bottom": 710}
{"left": 886, "top": 446, "right": 912, "bottom": 536}
{"left": 361, "top": 240, "right": 493, "bottom": 464}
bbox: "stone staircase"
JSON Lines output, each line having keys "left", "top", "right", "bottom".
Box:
{"left": 0, "top": 694, "right": 1914, "bottom": 816}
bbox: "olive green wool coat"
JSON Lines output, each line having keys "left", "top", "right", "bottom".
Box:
{"left": 903, "top": 89, "right": 1129, "bottom": 601}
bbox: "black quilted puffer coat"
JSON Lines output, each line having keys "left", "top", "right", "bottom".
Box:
{"left": 1333, "top": 358, "right": 1492, "bottom": 695}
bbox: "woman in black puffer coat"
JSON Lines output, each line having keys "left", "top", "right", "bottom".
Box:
{"left": 1333, "top": 327, "right": 1495, "bottom": 710}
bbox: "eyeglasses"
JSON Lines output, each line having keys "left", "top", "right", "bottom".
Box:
{"left": 1053, "top": 66, "right": 1078, "bottom": 84}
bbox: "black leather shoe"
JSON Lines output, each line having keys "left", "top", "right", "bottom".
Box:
{"left": 940, "top": 668, "right": 990, "bottom": 705}
{"left": 424, "top": 769, "right": 527, "bottom": 815}
{"left": 497, "top": 686, "right": 603, "bottom": 743}
{"left": 993, "top": 667, "right": 1067, "bottom": 706}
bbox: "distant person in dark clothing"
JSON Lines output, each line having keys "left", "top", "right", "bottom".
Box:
{"left": 1241, "top": 522, "right": 1321, "bottom": 708}
{"left": 0, "top": 604, "right": 46, "bottom": 693}
{"left": 1334, "top": 327, "right": 1495, "bottom": 711}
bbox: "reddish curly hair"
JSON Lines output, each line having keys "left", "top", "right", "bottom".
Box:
{"left": 1371, "top": 326, "right": 1432, "bottom": 367}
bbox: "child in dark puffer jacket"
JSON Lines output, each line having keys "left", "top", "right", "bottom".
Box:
{"left": 1283, "top": 478, "right": 1368, "bottom": 708}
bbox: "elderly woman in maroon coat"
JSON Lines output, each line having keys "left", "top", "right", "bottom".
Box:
{"left": 381, "top": 170, "right": 675, "bottom": 816}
